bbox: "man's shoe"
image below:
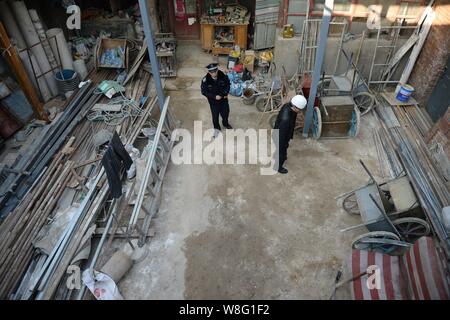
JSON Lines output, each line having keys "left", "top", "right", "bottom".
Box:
{"left": 223, "top": 124, "right": 233, "bottom": 129}
{"left": 278, "top": 167, "right": 288, "bottom": 174}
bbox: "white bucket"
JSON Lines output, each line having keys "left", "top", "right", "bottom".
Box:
{"left": 73, "top": 59, "right": 88, "bottom": 80}
{"left": 396, "top": 84, "right": 414, "bottom": 102}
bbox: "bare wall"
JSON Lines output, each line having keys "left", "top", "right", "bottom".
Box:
{"left": 409, "top": 0, "right": 450, "bottom": 108}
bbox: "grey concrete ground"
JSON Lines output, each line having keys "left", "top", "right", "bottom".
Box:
{"left": 119, "top": 40, "right": 382, "bottom": 299}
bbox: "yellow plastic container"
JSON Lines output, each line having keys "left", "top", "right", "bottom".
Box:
{"left": 282, "top": 24, "right": 294, "bottom": 38}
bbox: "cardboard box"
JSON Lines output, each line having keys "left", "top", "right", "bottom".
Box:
{"left": 95, "top": 38, "right": 129, "bottom": 70}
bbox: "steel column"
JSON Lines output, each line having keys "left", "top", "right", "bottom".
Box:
{"left": 302, "top": 0, "right": 333, "bottom": 137}
{"left": 138, "top": 0, "right": 165, "bottom": 110}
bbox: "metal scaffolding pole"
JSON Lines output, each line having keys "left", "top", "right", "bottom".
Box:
{"left": 138, "top": 0, "right": 165, "bottom": 110}
{"left": 302, "top": 0, "right": 333, "bottom": 137}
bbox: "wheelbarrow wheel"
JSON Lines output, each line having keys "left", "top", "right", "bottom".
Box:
{"left": 312, "top": 107, "right": 321, "bottom": 139}
{"left": 393, "top": 217, "right": 430, "bottom": 243}
{"left": 351, "top": 231, "right": 408, "bottom": 255}
{"left": 348, "top": 107, "right": 361, "bottom": 138}
{"left": 269, "top": 113, "right": 278, "bottom": 128}
{"left": 343, "top": 192, "right": 360, "bottom": 216}
{"left": 354, "top": 92, "right": 375, "bottom": 116}
{"left": 255, "top": 95, "right": 268, "bottom": 112}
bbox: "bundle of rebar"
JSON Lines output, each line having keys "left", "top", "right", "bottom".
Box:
{"left": 0, "top": 72, "right": 114, "bottom": 219}
{"left": 0, "top": 141, "right": 76, "bottom": 298}
{"left": 33, "top": 94, "right": 160, "bottom": 300}
{"left": 0, "top": 41, "right": 177, "bottom": 299}
{"left": 374, "top": 94, "right": 450, "bottom": 257}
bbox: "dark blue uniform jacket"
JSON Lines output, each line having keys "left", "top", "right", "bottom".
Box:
{"left": 201, "top": 70, "right": 231, "bottom": 105}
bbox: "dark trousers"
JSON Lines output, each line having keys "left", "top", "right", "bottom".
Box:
{"left": 209, "top": 100, "right": 230, "bottom": 130}
{"left": 278, "top": 141, "right": 289, "bottom": 169}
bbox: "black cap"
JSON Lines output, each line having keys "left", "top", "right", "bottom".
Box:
{"left": 206, "top": 63, "right": 219, "bottom": 72}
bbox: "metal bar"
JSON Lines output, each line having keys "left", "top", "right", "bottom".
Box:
{"left": 128, "top": 97, "right": 170, "bottom": 230}
{"left": 359, "top": 159, "right": 377, "bottom": 184}
{"left": 369, "top": 193, "right": 403, "bottom": 239}
{"left": 18, "top": 34, "right": 63, "bottom": 82}
{"left": 344, "top": 52, "right": 353, "bottom": 77}
{"left": 333, "top": 22, "right": 347, "bottom": 75}
{"left": 24, "top": 48, "right": 43, "bottom": 101}
{"left": 53, "top": 34, "right": 62, "bottom": 76}
{"left": 0, "top": 23, "right": 48, "bottom": 118}
{"left": 75, "top": 194, "right": 119, "bottom": 300}
{"left": 373, "top": 25, "right": 416, "bottom": 30}
{"left": 368, "top": 27, "right": 381, "bottom": 86}
{"left": 138, "top": 0, "right": 165, "bottom": 111}
{"left": 0, "top": 82, "right": 96, "bottom": 217}
{"left": 30, "top": 168, "right": 104, "bottom": 296}
{"left": 340, "top": 210, "right": 406, "bottom": 232}
{"left": 138, "top": 138, "right": 175, "bottom": 247}
{"left": 369, "top": 80, "right": 401, "bottom": 84}
{"left": 303, "top": 0, "right": 334, "bottom": 137}
{"left": 322, "top": 120, "right": 353, "bottom": 125}
{"left": 357, "top": 238, "right": 412, "bottom": 247}
{"left": 334, "top": 174, "right": 406, "bottom": 200}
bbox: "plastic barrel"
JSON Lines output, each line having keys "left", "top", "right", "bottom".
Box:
{"left": 396, "top": 84, "right": 414, "bottom": 102}
{"left": 54, "top": 69, "right": 80, "bottom": 97}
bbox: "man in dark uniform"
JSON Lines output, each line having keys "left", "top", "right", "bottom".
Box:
{"left": 201, "top": 63, "right": 233, "bottom": 132}
{"left": 274, "top": 95, "right": 307, "bottom": 174}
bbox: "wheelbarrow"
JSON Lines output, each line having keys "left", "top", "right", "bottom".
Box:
{"left": 339, "top": 160, "right": 430, "bottom": 255}
{"left": 310, "top": 95, "right": 361, "bottom": 139}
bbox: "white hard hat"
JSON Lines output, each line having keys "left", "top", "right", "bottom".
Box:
{"left": 291, "top": 95, "right": 307, "bottom": 109}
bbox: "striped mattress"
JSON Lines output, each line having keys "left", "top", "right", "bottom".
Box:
{"left": 349, "top": 237, "right": 450, "bottom": 300}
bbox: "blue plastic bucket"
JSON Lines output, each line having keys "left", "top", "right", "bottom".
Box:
{"left": 55, "top": 69, "right": 80, "bottom": 96}
{"left": 396, "top": 84, "right": 414, "bottom": 102}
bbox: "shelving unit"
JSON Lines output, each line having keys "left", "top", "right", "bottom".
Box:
{"left": 200, "top": 23, "right": 248, "bottom": 55}
{"left": 155, "top": 33, "right": 177, "bottom": 78}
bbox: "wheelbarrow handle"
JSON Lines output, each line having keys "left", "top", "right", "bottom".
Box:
{"left": 359, "top": 159, "right": 377, "bottom": 184}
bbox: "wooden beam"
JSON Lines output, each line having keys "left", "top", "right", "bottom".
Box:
{"left": 0, "top": 22, "right": 48, "bottom": 121}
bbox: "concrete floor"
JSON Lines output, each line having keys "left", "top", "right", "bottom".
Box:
{"left": 119, "top": 40, "right": 382, "bottom": 299}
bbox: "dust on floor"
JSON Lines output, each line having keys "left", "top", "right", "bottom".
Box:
{"left": 118, "top": 40, "right": 381, "bottom": 299}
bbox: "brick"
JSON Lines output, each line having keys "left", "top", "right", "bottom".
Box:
{"left": 409, "top": 1, "right": 450, "bottom": 106}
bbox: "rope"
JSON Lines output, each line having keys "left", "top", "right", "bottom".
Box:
{"left": 87, "top": 91, "right": 144, "bottom": 126}
{"left": 1, "top": 44, "right": 12, "bottom": 57}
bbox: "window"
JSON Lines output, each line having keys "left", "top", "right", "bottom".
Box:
{"left": 313, "top": 0, "right": 351, "bottom": 13}
{"left": 313, "top": 0, "right": 325, "bottom": 12}
{"left": 285, "top": 0, "right": 309, "bottom": 34}
{"left": 398, "top": 2, "right": 421, "bottom": 18}
{"left": 288, "top": 0, "right": 309, "bottom": 12}
{"left": 281, "top": 1, "right": 425, "bottom": 34}
{"left": 354, "top": 0, "right": 373, "bottom": 15}
{"left": 185, "top": 0, "right": 197, "bottom": 14}
{"left": 334, "top": 0, "right": 352, "bottom": 12}
{"left": 287, "top": 15, "right": 306, "bottom": 34}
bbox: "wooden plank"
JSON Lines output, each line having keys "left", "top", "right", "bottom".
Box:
{"left": 381, "top": 91, "right": 418, "bottom": 107}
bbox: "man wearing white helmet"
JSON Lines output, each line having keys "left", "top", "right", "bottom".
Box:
{"left": 273, "top": 95, "right": 307, "bottom": 174}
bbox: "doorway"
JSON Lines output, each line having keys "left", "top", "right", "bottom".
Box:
{"left": 426, "top": 56, "right": 450, "bottom": 122}
{"left": 169, "top": 0, "right": 201, "bottom": 39}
